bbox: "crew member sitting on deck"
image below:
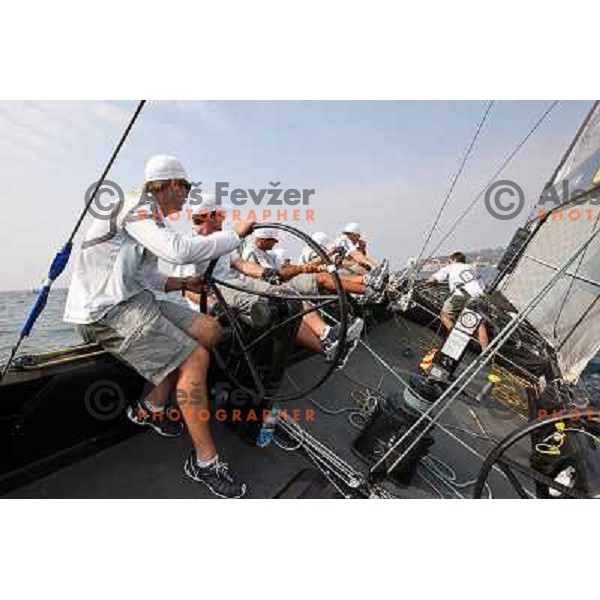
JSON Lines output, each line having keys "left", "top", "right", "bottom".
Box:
{"left": 332, "top": 222, "right": 380, "bottom": 273}
{"left": 177, "top": 200, "right": 365, "bottom": 369}
{"left": 63, "top": 155, "right": 255, "bottom": 498}
{"left": 427, "top": 251, "right": 489, "bottom": 350}
{"left": 239, "top": 224, "right": 388, "bottom": 303}
{"left": 299, "top": 231, "right": 330, "bottom": 265}
{"left": 241, "top": 228, "right": 282, "bottom": 267}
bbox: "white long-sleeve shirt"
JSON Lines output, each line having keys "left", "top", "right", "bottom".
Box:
{"left": 64, "top": 193, "right": 240, "bottom": 324}
{"left": 241, "top": 242, "right": 281, "bottom": 269}
{"left": 173, "top": 252, "right": 236, "bottom": 311}
{"left": 332, "top": 234, "right": 358, "bottom": 257}
{"left": 299, "top": 246, "right": 317, "bottom": 264}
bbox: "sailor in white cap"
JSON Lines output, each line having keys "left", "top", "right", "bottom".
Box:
{"left": 64, "top": 154, "right": 255, "bottom": 498}
{"left": 240, "top": 224, "right": 385, "bottom": 302}
{"left": 332, "top": 222, "right": 380, "bottom": 272}
{"left": 241, "top": 228, "right": 282, "bottom": 269}
{"left": 180, "top": 199, "right": 365, "bottom": 368}
{"left": 144, "top": 153, "right": 191, "bottom": 182}
{"left": 299, "top": 231, "right": 330, "bottom": 265}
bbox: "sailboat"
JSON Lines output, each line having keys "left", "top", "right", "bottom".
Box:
{"left": 1, "top": 101, "right": 600, "bottom": 499}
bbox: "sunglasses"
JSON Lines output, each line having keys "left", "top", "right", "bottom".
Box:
{"left": 171, "top": 179, "right": 191, "bottom": 194}
{"left": 192, "top": 210, "right": 223, "bottom": 224}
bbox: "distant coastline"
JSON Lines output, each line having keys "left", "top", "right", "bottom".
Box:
{"left": 413, "top": 246, "right": 505, "bottom": 273}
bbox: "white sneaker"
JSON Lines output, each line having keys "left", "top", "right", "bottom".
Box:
{"left": 549, "top": 466, "right": 576, "bottom": 498}
{"left": 336, "top": 317, "right": 365, "bottom": 370}
{"left": 323, "top": 318, "right": 364, "bottom": 369}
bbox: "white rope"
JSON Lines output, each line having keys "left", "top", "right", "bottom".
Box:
{"left": 323, "top": 313, "right": 512, "bottom": 486}
{"left": 276, "top": 417, "right": 363, "bottom": 489}
{"left": 378, "top": 225, "right": 600, "bottom": 476}
{"left": 535, "top": 427, "right": 600, "bottom": 456}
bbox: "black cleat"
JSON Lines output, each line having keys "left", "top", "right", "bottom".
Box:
{"left": 126, "top": 401, "right": 184, "bottom": 437}
{"left": 184, "top": 452, "right": 247, "bottom": 498}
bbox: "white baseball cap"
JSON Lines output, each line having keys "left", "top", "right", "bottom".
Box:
{"left": 311, "top": 231, "right": 329, "bottom": 245}
{"left": 255, "top": 228, "right": 280, "bottom": 240}
{"left": 144, "top": 155, "right": 190, "bottom": 183}
{"left": 342, "top": 222, "right": 361, "bottom": 234}
{"left": 194, "top": 195, "right": 221, "bottom": 214}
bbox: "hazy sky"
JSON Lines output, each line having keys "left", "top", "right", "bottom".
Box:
{"left": 0, "top": 100, "right": 592, "bottom": 291}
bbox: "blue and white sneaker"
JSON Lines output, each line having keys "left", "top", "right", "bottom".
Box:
{"left": 126, "top": 401, "right": 184, "bottom": 437}
{"left": 323, "top": 318, "right": 364, "bottom": 370}
{"left": 184, "top": 452, "right": 247, "bottom": 498}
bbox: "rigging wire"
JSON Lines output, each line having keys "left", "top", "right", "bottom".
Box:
{"left": 552, "top": 217, "right": 600, "bottom": 341}
{"left": 377, "top": 223, "right": 600, "bottom": 478}
{"left": 422, "top": 100, "right": 560, "bottom": 265}
{"left": 413, "top": 100, "right": 494, "bottom": 273}
{"left": 68, "top": 101, "right": 147, "bottom": 245}
{"left": 314, "top": 311, "right": 523, "bottom": 496}
{"left": 488, "top": 101, "right": 599, "bottom": 292}
{"left": 1, "top": 100, "right": 147, "bottom": 380}
{"left": 283, "top": 315, "right": 529, "bottom": 497}
{"left": 390, "top": 302, "right": 541, "bottom": 393}
{"left": 275, "top": 415, "right": 363, "bottom": 491}
{"left": 309, "top": 340, "right": 504, "bottom": 496}
{"left": 274, "top": 421, "right": 354, "bottom": 498}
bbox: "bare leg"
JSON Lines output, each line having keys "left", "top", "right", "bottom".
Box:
{"left": 185, "top": 313, "right": 223, "bottom": 350}
{"left": 141, "top": 314, "right": 222, "bottom": 412}
{"left": 296, "top": 320, "right": 324, "bottom": 353}
{"left": 440, "top": 313, "right": 455, "bottom": 333}
{"left": 175, "top": 345, "right": 217, "bottom": 461}
{"left": 301, "top": 302, "right": 325, "bottom": 334}
{"left": 143, "top": 371, "right": 178, "bottom": 411}
{"left": 181, "top": 314, "right": 222, "bottom": 459}
{"left": 477, "top": 323, "right": 489, "bottom": 350}
{"left": 316, "top": 272, "right": 366, "bottom": 294}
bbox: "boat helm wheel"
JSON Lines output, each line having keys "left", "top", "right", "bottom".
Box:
{"left": 473, "top": 413, "right": 600, "bottom": 499}
{"left": 200, "top": 222, "right": 349, "bottom": 402}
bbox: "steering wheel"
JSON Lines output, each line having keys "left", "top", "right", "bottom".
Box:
{"left": 472, "top": 413, "right": 600, "bottom": 499}
{"left": 200, "top": 222, "right": 349, "bottom": 402}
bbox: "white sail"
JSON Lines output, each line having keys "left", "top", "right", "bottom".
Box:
{"left": 497, "top": 101, "right": 600, "bottom": 382}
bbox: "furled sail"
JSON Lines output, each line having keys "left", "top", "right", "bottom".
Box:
{"left": 496, "top": 101, "right": 600, "bottom": 382}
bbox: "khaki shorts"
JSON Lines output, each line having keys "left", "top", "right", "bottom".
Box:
{"left": 217, "top": 275, "right": 272, "bottom": 316}
{"left": 216, "top": 273, "right": 320, "bottom": 318}
{"left": 441, "top": 293, "right": 468, "bottom": 319}
{"left": 284, "top": 273, "right": 319, "bottom": 296}
{"left": 78, "top": 290, "right": 198, "bottom": 386}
